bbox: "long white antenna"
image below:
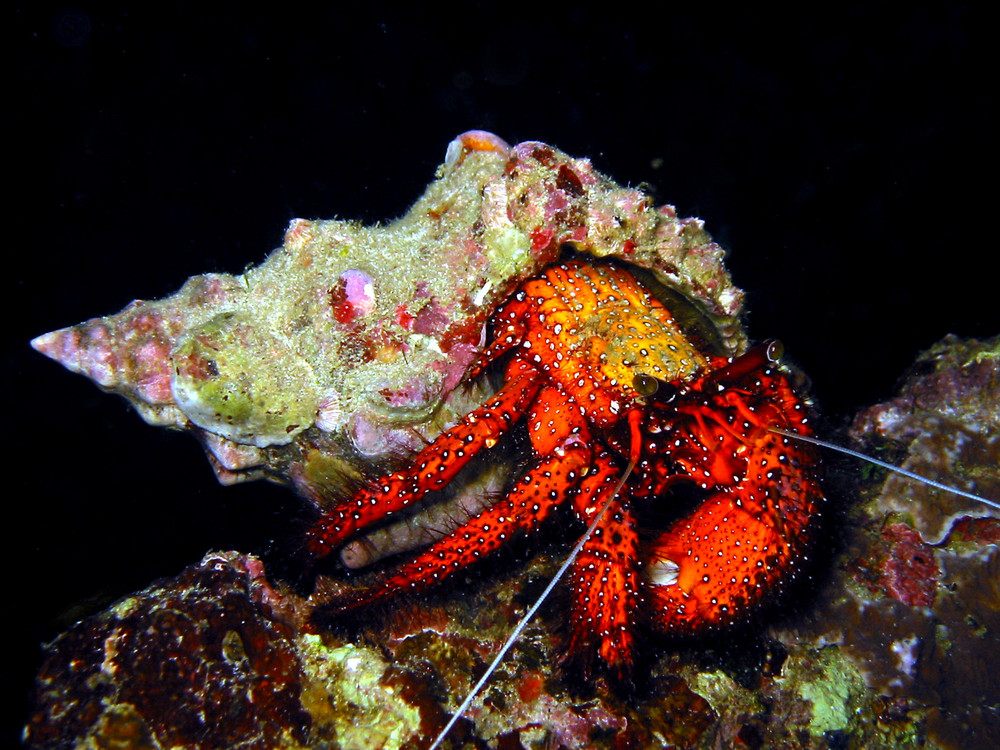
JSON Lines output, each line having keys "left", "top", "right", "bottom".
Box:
{"left": 428, "top": 458, "right": 636, "bottom": 750}
{"left": 770, "top": 427, "right": 999, "bottom": 510}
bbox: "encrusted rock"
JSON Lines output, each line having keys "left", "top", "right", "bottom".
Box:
{"left": 25, "top": 552, "right": 312, "bottom": 750}
{"left": 777, "top": 334, "right": 1000, "bottom": 750}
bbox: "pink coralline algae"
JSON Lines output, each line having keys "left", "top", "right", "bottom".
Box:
{"left": 871, "top": 523, "right": 941, "bottom": 608}
{"left": 329, "top": 269, "right": 376, "bottom": 325}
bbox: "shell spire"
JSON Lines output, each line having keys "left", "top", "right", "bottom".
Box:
{"left": 32, "top": 285, "right": 225, "bottom": 430}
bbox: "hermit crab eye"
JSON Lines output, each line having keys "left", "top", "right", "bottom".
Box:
{"left": 632, "top": 372, "right": 660, "bottom": 396}
{"left": 765, "top": 339, "right": 785, "bottom": 363}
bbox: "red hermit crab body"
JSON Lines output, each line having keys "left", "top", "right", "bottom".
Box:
{"left": 306, "top": 257, "right": 825, "bottom": 679}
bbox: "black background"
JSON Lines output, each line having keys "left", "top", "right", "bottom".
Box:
{"left": 7, "top": 4, "right": 996, "bottom": 744}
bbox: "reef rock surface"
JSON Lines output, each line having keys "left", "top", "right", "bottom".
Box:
{"left": 778, "top": 333, "right": 1000, "bottom": 750}
{"left": 27, "top": 327, "right": 999, "bottom": 750}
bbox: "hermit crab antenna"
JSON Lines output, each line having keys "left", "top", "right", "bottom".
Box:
{"left": 770, "top": 427, "right": 1000, "bottom": 511}
{"left": 428, "top": 442, "right": 640, "bottom": 750}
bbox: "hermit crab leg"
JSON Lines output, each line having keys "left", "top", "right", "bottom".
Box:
{"left": 429, "top": 433, "right": 642, "bottom": 750}
{"left": 563, "top": 449, "right": 642, "bottom": 682}
{"left": 305, "top": 359, "right": 541, "bottom": 558}
{"left": 312, "top": 439, "right": 595, "bottom": 621}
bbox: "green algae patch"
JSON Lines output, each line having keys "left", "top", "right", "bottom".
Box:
{"left": 685, "top": 668, "right": 763, "bottom": 720}
{"left": 483, "top": 225, "right": 532, "bottom": 280}
{"left": 171, "top": 312, "right": 318, "bottom": 447}
{"left": 777, "top": 647, "right": 868, "bottom": 737}
{"left": 297, "top": 635, "right": 422, "bottom": 750}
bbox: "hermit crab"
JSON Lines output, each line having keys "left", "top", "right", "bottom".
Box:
{"left": 306, "top": 257, "right": 825, "bottom": 681}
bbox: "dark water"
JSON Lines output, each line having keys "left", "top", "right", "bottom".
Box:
{"left": 7, "top": 5, "right": 995, "bottom": 745}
